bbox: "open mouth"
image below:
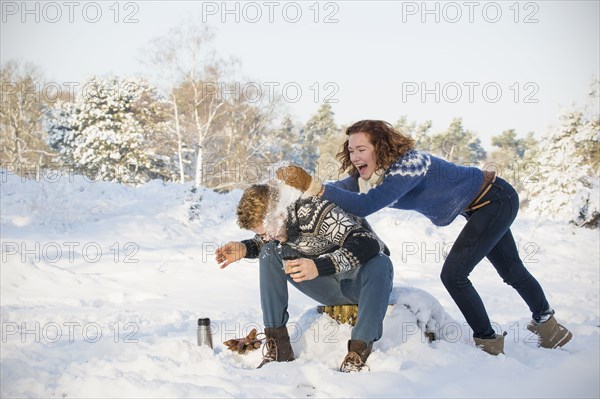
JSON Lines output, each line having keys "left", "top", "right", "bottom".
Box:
{"left": 356, "top": 164, "right": 368, "bottom": 174}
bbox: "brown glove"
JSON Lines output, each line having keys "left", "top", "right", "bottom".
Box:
{"left": 223, "top": 328, "right": 264, "bottom": 354}
{"left": 276, "top": 165, "right": 322, "bottom": 196}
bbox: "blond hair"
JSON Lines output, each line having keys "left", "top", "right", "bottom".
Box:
{"left": 236, "top": 184, "right": 277, "bottom": 230}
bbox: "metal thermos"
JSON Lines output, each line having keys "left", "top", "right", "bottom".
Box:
{"left": 197, "top": 318, "right": 213, "bottom": 348}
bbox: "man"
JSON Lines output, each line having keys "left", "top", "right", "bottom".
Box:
{"left": 215, "top": 182, "right": 393, "bottom": 372}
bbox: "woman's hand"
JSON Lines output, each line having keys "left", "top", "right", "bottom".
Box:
{"left": 276, "top": 165, "right": 323, "bottom": 197}
{"left": 215, "top": 241, "right": 247, "bottom": 269}
{"left": 285, "top": 258, "right": 319, "bottom": 282}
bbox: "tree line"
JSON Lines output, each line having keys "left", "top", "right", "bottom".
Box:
{"left": 1, "top": 22, "right": 598, "bottom": 227}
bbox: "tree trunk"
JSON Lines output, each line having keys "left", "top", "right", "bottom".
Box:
{"left": 170, "top": 95, "right": 185, "bottom": 184}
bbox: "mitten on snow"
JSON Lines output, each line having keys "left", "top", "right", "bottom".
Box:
{"left": 223, "top": 328, "right": 264, "bottom": 354}
{"left": 275, "top": 165, "right": 322, "bottom": 196}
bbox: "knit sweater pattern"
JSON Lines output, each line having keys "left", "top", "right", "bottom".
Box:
{"left": 242, "top": 196, "right": 388, "bottom": 276}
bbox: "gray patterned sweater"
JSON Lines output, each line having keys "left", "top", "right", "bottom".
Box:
{"left": 242, "top": 196, "right": 389, "bottom": 276}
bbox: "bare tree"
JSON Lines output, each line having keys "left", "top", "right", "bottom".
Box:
{"left": 145, "top": 29, "right": 190, "bottom": 183}
{"left": 0, "top": 61, "right": 56, "bottom": 174}
{"left": 144, "top": 21, "right": 230, "bottom": 188}
{"left": 143, "top": 19, "right": 288, "bottom": 189}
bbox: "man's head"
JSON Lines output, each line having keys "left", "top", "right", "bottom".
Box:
{"left": 237, "top": 183, "right": 287, "bottom": 241}
{"left": 237, "top": 184, "right": 272, "bottom": 230}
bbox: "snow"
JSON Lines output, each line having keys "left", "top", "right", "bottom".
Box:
{"left": 1, "top": 170, "right": 599, "bottom": 398}
{"left": 263, "top": 180, "right": 302, "bottom": 239}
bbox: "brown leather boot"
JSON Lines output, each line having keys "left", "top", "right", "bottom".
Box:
{"left": 339, "top": 340, "right": 373, "bottom": 372}
{"left": 474, "top": 332, "right": 507, "bottom": 356}
{"left": 527, "top": 316, "right": 573, "bottom": 349}
{"left": 257, "top": 326, "right": 295, "bottom": 368}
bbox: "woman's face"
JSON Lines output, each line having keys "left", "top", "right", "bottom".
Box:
{"left": 348, "top": 132, "right": 377, "bottom": 180}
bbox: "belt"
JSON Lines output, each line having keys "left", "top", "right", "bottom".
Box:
{"left": 465, "top": 170, "right": 496, "bottom": 212}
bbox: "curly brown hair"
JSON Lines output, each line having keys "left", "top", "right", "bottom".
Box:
{"left": 337, "top": 120, "right": 415, "bottom": 176}
{"left": 236, "top": 184, "right": 277, "bottom": 230}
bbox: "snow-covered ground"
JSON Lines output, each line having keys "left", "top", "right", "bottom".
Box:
{"left": 1, "top": 170, "right": 598, "bottom": 398}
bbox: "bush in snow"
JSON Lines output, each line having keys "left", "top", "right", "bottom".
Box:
{"left": 526, "top": 81, "right": 600, "bottom": 228}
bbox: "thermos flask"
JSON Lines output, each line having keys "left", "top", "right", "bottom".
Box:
{"left": 197, "top": 318, "right": 213, "bottom": 348}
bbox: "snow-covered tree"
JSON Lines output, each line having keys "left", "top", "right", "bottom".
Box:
{"left": 301, "top": 104, "right": 339, "bottom": 173}
{"left": 47, "top": 77, "right": 168, "bottom": 184}
{"left": 526, "top": 82, "right": 600, "bottom": 228}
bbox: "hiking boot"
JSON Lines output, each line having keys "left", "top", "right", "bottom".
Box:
{"left": 257, "top": 326, "right": 295, "bottom": 368}
{"left": 339, "top": 339, "right": 373, "bottom": 373}
{"left": 527, "top": 315, "right": 572, "bottom": 349}
{"left": 474, "top": 332, "right": 507, "bottom": 356}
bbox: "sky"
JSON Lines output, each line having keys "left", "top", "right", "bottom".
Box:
{"left": 2, "top": 0, "right": 599, "bottom": 150}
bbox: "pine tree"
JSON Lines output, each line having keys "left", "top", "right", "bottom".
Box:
{"left": 491, "top": 129, "right": 533, "bottom": 159}
{"left": 526, "top": 82, "right": 599, "bottom": 228}
{"left": 422, "top": 118, "right": 486, "bottom": 164}
{"left": 300, "top": 104, "right": 340, "bottom": 174}
{"left": 47, "top": 77, "right": 168, "bottom": 184}
{"left": 272, "top": 115, "right": 302, "bottom": 164}
{"left": 487, "top": 129, "right": 537, "bottom": 202}
{"left": 394, "top": 116, "right": 432, "bottom": 149}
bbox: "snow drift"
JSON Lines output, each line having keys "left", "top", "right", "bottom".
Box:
{"left": 1, "top": 170, "right": 598, "bottom": 398}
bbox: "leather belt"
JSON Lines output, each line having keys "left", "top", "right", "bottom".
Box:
{"left": 465, "top": 170, "right": 496, "bottom": 212}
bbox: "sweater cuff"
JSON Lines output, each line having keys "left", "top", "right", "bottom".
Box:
{"left": 314, "top": 256, "right": 336, "bottom": 276}
{"left": 241, "top": 238, "right": 260, "bottom": 259}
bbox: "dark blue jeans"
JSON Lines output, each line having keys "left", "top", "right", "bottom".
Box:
{"left": 259, "top": 242, "right": 394, "bottom": 343}
{"left": 441, "top": 177, "right": 551, "bottom": 338}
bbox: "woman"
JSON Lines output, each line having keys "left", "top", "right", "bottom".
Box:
{"left": 276, "top": 119, "right": 572, "bottom": 355}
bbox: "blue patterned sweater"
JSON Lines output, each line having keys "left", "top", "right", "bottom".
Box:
{"left": 323, "top": 150, "right": 485, "bottom": 226}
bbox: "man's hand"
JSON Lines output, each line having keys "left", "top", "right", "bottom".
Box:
{"left": 285, "top": 258, "right": 319, "bottom": 282}
{"left": 276, "top": 165, "right": 323, "bottom": 196}
{"left": 215, "top": 241, "right": 247, "bottom": 269}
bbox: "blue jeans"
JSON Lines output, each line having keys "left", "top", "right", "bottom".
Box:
{"left": 441, "top": 177, "right": 551, "bottom": 338}
{"left": 259, "top": 242, "right": 394, "bottom": 343}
